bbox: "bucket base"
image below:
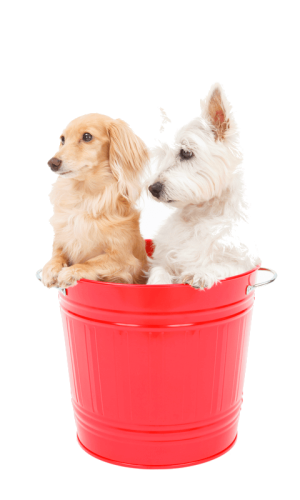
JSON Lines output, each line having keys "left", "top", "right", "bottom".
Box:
{"left": 77, "top": 434, "right": 238, "bottom": 469}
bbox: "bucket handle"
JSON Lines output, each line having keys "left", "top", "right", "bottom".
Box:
{"left": 36, "top": 269, "right": 67, "bottom": 296}
{"left": 246, "top": 267, "right": 277, "bottom": 295}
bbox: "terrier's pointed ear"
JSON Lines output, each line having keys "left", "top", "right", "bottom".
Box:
{"left": 201, "top": 84, "right": 231, "bottom": 141}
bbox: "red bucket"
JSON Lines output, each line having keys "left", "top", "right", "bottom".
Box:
{"left": 50, "top": 240, "right": 276, "bottom": 468}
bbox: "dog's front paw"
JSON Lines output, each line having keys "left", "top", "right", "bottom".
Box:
{"left": 42, "top": 261, "right": 66, "bottom": 288}
{"left": 181, "top": 274, "right": 214, "bottom": 290}
{"left": 181, "top": 275, "right": 205, "bottom": 289}
{"left": 57, "top": 266, "right": 80, "bottom": 289}
{"left": 147, "top": 266, "right": 173, "bottom": 285}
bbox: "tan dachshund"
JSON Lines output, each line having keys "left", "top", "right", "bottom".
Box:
{"left": 42, "top": 113, "right": 149, "bottom": 289}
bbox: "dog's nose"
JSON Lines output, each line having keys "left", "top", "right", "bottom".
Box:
{"left": 48, "top": 157, "right": 62, "bottom": 171}
{"left": 149, "top": 182, "right": 163, "bottom": 199}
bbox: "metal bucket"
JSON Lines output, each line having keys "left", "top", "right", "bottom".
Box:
{"left": 37, "top": 240, "right": 276, "bottom": 468}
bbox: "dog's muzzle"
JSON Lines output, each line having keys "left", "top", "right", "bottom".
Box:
{"left": 149, "top": 182, "right": 163, "bottom": 199}
{"left": 48, "top": 157, "right": 62, "bottom": 172}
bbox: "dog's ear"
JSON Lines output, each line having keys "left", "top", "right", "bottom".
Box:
{"left": 108, "top": 119, "right": 149, "bottom": 202}
{"left": 201, "top": 84, "right": 231, "bottom": 141}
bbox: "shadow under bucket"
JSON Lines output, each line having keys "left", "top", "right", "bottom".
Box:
{"left": 38, "top": 240, "right": 276, "bottom": 468}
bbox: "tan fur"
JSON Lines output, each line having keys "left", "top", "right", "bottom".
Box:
{"left": 42, "top": 114, "right": 149, "bottom": 288}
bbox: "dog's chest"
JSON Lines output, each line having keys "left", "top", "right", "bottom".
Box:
{"left": 156, "top": 205, "right": 248, "bottom": 277}
{"left": 51, "top": 205, "right": 105, "bottom": 263}
{"left": 156, "top": 213, "right": 216, "bottom": 268}
{"left": 52, "top": 207, "right": 99, "bottom": 235}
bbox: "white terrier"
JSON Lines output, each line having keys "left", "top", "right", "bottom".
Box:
{"left": 147, "top": 84, "right": 260, "bottom": 288}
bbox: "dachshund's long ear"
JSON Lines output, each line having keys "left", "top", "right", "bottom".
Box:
{"left": 108, "top": 119, "right": 149, "bottom": 202}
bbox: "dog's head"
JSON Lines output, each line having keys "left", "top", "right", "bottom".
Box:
{"left": 48, "top": 114, "right": 149, "bottom": 202}
{"left": 148, "top": 84, "right": 242, "bottom": 208}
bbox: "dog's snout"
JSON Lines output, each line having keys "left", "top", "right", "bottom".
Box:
{"left": 149, "top": 182, "right": 163, "bottom": 199}
{"left": 48, "top": 157, "right": 62, "bottom": 171}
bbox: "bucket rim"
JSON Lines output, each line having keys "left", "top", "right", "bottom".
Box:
{"left": 77, "top": 264, "right": 260, "bottom": 289}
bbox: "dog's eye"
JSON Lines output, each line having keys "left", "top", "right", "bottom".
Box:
{"left": 82, "top": 133, "right": 93, "bottom": 142}
{"left": 60, "top": 136, "right": 65, "bottom": 145}
{"left": 180, "top": 149, "right": 193, "bottom": 160}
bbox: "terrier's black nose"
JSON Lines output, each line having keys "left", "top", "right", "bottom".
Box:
{"left": 149, "top": 182, "right": 163, "bottom": 199}
{"left": 48, "top": 157, "right": 62, "bottom": 171}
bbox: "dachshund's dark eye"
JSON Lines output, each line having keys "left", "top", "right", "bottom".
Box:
{"left": 180, "top": 149, "right": 193, "bottom": 160}
{"left": 60, "top": 136, "right": 65, "bottom": 145}
{"left": 83, "top": 133, "right": 93, "bottom": 142}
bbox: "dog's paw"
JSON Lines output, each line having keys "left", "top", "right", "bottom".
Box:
{"left": 192, "top": 278, "right": 208, "bottom": 290}
{"left": 181, "top": 275, "right": 204, "bottom": 289}
{"left": 147, "top": 266, "right": 173, "bottom": 285}
{"left": 42, "top": 262, "right": 66, "bottom": 288}
{"left": 57, "top": 267, "right": 80, "bottom": 289}
{"left": 181, "top": 274, "right": 214, "bottom": 290}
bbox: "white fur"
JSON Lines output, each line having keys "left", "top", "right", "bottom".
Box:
{"left": 147, "top": 84, "right": 260, "bottom": 288}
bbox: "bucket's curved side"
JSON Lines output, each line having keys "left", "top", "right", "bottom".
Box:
{"left": 61, "top": 303, "right": 254, "bottom": 467}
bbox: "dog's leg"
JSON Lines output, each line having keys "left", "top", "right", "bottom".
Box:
{"left": 57, "top": 251, "right": 143, "bottom": 288}
{"left": 180, "top": 261, "right": 249, "bottom": 289}
{"left": 147, "top": 266, "right": 173, "bottom": 285}
{"left": 42, "top": 247, "right": 68, "bottom": 288}
{"left": 176, "top": 264, "right": 227, "bottom": 290}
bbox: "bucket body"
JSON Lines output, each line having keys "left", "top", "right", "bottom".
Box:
{"left": 60, "top": 240, "right": 258, "bottom": 468}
